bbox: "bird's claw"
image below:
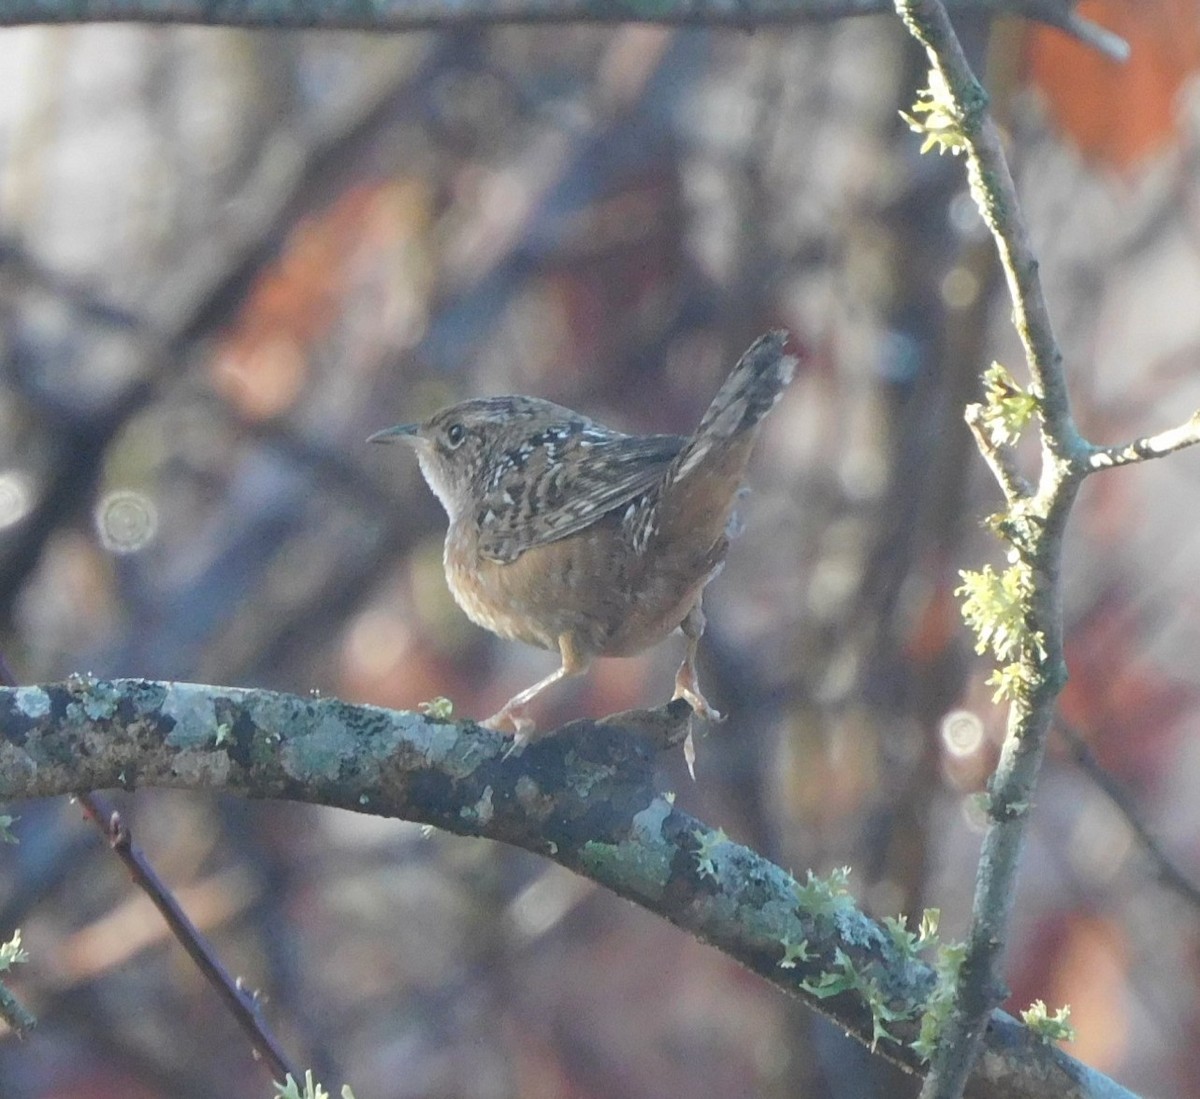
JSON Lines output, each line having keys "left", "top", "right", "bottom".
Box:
{"left": 484, "top": 706, "right": 536, "bottom": 758}
{"left": 672, "top": 679, "right": 724, "bottom": 724}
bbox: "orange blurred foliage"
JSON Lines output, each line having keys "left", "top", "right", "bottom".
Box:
{"left": 1010, "top": 912, "right": 1130, "bottom": 1071}
{"left": 211, "top": 185, "right": 384, "bottom": 420}
{"left": 1060, "top": 599, "right": 1194, "bottom": 785}
{"left": 1048, "top": 915, "right": 1130, "bottom": 1070}
{"left": 1025, "top": 0, "right": 1200, "bottom": 169}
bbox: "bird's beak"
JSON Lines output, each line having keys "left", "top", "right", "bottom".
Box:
{"left": 367, "top": 423, "right": 420, "bottom": 444}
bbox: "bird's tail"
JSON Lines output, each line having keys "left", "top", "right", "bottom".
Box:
{"left": 647, "top": 330, "right": 797, "bottom": 554}
{"left": 688, "top": 330, "right": 797, "bottom": 458}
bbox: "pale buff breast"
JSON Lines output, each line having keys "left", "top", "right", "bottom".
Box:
{"left": 443, "top": 515, "right": 725, "bottom": 660}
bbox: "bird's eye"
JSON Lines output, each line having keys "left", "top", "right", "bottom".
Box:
{"left": 445, "top": 423, "right": 467, "bottom": 448}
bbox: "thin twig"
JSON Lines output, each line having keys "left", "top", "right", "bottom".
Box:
{"left": 1087, "top": 410, "right": 1200, "bottom": 471}
{"left": 964, "top": 403, "right": 1033, "bottom": 504}
{"left": 1058, "top": 7, "right": 1131, "bottom": 61}
{"left": 1057, "top": 721, "right": 1200, "bottom": 911}
{"left": 0, "top": 655, "right": 300, "bottom": 1082}
{"left": 75, "top": 792, "right": 302, "bottom": 1085}
{"left": 895, "top": 2, "right": 1195, "bottom": 1083}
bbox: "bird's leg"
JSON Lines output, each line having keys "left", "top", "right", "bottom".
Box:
{"left": 673, "top": 600, "right": 723, "bottom": 722}
{"left": 485, "top": 633, "right": 590, "bottom": 753}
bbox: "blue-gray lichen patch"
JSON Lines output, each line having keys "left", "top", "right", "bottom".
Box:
{"left": 631, "top": 797, "right": 671, "bottom": 843}
{"left": 78, "top": 679, "right": 122, "bottom": 721}
{"left": 461, "top": 784, "right": 494, "bottom": 827}
{"left": 14, "top": 687, "right": 49, "bottom": 720}
{"left": 399, "top": 711, "right": 470, "bottom": 768}
{"left": 579, "top": 796, "right": 676, "bottom": 899}
{"left": 281, "top": 714, "right": 356, "bottom": 781}
{"left": 162, "top": 685, "right": 218, "bottom": 749}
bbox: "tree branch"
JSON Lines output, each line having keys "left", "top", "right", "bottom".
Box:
{"left": 1087, "top": 410, "right": 1200, "bottom": 471}
{"left": 964, "top": 403, "right": 1033, "bottom": 505}
{"left": 0, "top": 659, "right": 34, "bottom": 1039}
{"left": 0, "top": 0, "right": 1128, "bottom": 59}
{"left": 893, "top": 2, "right": 1104, "bottom": 1096}
{"left": 2, "top": 654, "right": 294, "bottom": 1062}
{"left": 0, "top": 929, "right": 34, "bottom": 1038}
{"left": 0, "top": 678, "right": 1141, "bottom": 1099}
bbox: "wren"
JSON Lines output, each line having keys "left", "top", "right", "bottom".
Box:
{"left": 370, "top": 331, "right": 797, "bottom": 747}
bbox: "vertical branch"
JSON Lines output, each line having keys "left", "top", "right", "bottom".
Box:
{"left": 898, "top": 2, "right": 1082, "bottom": 458}
{"left": 893, "top": 3, "right": 1092, "bottom": 1097}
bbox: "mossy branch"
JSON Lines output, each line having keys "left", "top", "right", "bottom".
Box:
{"left": 895, "top": 3, "right": 1195, "bottom": 1099}
{"left": 894, "top": 0, "right": 1089, "bottom": 1092}
{"left": 0, "top": 678, "right": 1137, "bottom": 1099}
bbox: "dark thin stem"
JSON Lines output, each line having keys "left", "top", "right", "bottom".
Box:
{"left": 75, "top": 792, "right": 302, "bottom": 1085}
{"left": 0, "top": 655, "right": 300, "bottom": 1084}
{"left": 1058, "top": 722, "right": 1200, "bottom": 911}
{"left": 0, "top": 0, "right": 1129, "bottom": 58}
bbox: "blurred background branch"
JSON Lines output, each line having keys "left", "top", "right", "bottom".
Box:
{"left": 0, "top": 0, "right": 1128, "bottom": 58}
{"left": 1056, "top": 722, "right": 1200, "bottom": 911}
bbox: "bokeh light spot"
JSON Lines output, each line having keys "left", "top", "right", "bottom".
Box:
{"left": 940, "top": 708, "right": 984, "bottom": 757}
{"left": 94, "top": 490, "right": 158, "bottom": 554}
{"left": 940, "top": 265, "right": 980, "bottom": 310}
{"left": 0, "top": 471, "right": 32, "bottom": 530}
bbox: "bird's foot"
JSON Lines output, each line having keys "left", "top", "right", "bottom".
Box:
{"left": 673, "top": 665, "right": 724, "bottom": 724}
{"left": 483, "top": 704, "right": 536, "bottom": 758}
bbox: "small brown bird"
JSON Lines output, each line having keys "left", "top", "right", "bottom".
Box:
{"left": 370, "top": 331, "right": 796, "bottom": 747}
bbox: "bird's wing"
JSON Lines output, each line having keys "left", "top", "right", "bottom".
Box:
{"left": 476, "top": 432, "right": 684, "bottom": 562}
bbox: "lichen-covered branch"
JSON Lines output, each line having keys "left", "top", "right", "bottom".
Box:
{"left": 892, "top": 2, "right": 1178, "bottom": 1098}
{"left": 0, "top": 0, "right": 1128, "bottom": 58}
{"left": 1087, "top": 410, "right": 1200, "bottom": 470}
{"left": 895, "top": 3, "right": 1089, "bottom": 1096}
{"left": 0, "top": 678, "right": 1139, "bottom": 1099}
